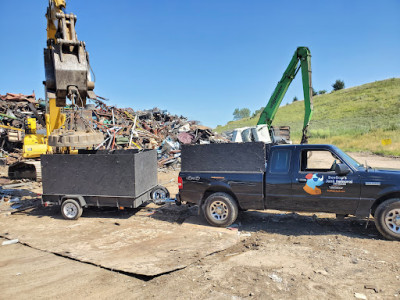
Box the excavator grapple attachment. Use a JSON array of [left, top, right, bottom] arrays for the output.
[[44, 44, 95, 107]]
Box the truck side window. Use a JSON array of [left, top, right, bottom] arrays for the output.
[[269, 149, 292, 173], [301, 150, 343, 172]]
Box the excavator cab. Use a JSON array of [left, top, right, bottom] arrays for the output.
[[22, 118, 47, 159]]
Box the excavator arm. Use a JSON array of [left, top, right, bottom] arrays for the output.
[[12, 0, 102, 180], [43, 0, 103, 149], [257, 47, 313, 144], [24, 0, 102, 159], [46, 0, 66, 42], [44, 0, 96, 107]]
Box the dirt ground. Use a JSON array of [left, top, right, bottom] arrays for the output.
[[1, 152, 400, 299]]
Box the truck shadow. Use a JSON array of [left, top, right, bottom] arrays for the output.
[[16, 203, 384, 241], [147, 203, 198, 224], [143, 205, 384, 241], [235, 210, 383, 240]]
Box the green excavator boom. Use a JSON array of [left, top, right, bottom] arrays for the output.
[[257, 46, 313, 143]]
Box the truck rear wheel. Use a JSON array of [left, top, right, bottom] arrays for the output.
[[374, 198, 400, 241], [203, 192, 238, 227], [61, 199, 83, 220]]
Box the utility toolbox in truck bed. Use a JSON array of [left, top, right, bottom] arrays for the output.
[[181, 142, 267, 172]]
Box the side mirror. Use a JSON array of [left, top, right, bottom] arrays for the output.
[[335, 163, 351, 176]]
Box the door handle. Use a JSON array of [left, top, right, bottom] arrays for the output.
[[297, 178, 307, 183]]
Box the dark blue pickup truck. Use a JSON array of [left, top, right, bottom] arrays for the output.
[[177, 142, 400, 241]]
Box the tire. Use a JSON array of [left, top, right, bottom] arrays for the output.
[[61, 199, 83, 220], [151, 186, 170, 203], [203, 192, 238, 227], [374, 198, 400, 241]]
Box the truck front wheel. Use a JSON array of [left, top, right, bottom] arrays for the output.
[[375, 198, 400, 241], [61, 199, 83, 220], [203, 192, 238, 227]]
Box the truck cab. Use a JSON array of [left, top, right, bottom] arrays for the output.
[[265, 144, 366, 216]]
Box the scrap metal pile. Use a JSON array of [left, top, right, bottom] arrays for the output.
[[0, 93, 228, 167], [0, 93, 45, 163], [92, 99, 229, 168]]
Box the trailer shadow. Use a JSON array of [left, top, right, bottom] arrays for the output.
[[23, 205, 143, 220], [27, 202, 195, 223], [23, 202, 191, 221]]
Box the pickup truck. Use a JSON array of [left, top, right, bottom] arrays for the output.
[[177, 142, 400, 241]]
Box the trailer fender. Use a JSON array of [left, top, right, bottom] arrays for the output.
[[61, 195, 87, 207]]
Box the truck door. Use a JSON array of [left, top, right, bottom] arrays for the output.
[[265, 147, 293, 209], [291, 148, 360, 214]]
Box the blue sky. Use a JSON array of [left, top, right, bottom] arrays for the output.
[[0, 0, 399, 127]]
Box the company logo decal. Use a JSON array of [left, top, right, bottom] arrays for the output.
[[326, 175, 352, 193], [303, 173, 324, 195]]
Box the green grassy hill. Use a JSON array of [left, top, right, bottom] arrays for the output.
[[215, 78, 400, 156]]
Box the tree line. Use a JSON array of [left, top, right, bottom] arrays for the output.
[[293, 79, 345, 102]]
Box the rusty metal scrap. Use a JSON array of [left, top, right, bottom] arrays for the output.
[[0, 92, 46, 158], [0, 92, 37, 103], [88, 104, 229, 167], [0, 92, 228, 168]]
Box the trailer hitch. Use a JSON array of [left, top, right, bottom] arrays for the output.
[[152, 198, 177, 205]]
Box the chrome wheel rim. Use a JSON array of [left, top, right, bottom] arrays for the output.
[[384, 209, 400, 234], [153, 189, 167, 200], [63, 203, 78, 218], [210, 201, 228, 221]]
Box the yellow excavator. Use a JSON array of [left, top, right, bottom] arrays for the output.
[[9, 0, 103, 180]]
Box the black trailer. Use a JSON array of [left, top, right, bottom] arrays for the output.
[[41, 149, 169, 220]]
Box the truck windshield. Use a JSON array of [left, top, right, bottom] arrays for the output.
[[333, 147, 363, 169]]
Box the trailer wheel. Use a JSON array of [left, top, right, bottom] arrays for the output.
[[151, 186, 170, 204], [203, 192, 238, 227], [374, 198, 400, 241], [61, 199, 83, 220]]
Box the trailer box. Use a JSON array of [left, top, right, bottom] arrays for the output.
[[41, 149, 163, 219]]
